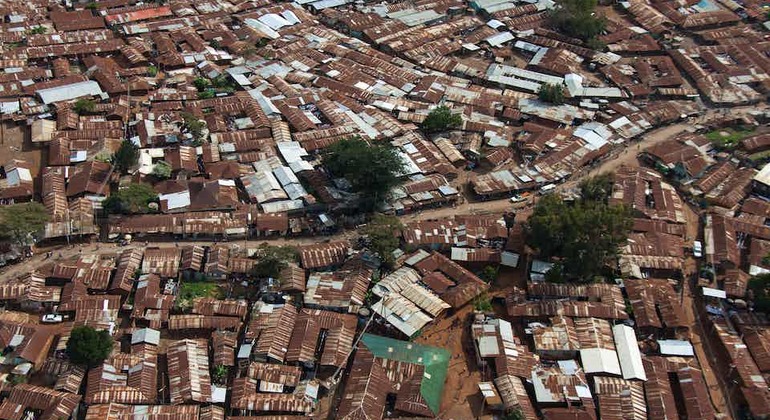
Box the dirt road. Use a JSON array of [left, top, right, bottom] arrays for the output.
[[0, 107, 746, 279]]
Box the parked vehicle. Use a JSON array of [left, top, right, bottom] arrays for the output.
[[42, 314, 63, 323], [539, 184, 556, 195]]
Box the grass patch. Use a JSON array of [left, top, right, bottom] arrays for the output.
[[178, 281, 221, 302], [750, 149, 770, 164], [705, 126, 754, 149]]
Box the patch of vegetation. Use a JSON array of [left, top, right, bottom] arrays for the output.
[[27, 26, 47, 35], [198, 90, 216, 99], [549, 0, 606, 45], [147, 66, 158, 77], [112, 140, 139, 174], [480, 265, 499, 283], [504, 409, 525, 420], [151, 160, 172, 180], [181, 112, 206, 141], [421, 106, 462, 133], [0, 202, 49, 247], [212, 364, 229, 385], [66, 326, 113, 368], [176, 281, 220, 312], [193, 77, 211, 92], [324, 137, 406, 212], [73, 98, 96, 114], [579, 172, 614, 203], [473, 294, 493, 312], [8, 374, 26, 385], [361, 214, 403, 269], [749, 149, 770, 164], [526, 175, 632, 283], [705, 126, 754, 150], [250, 244, 299, 280], [179, 281, 221, 301], [749, 273, 770, 313], [538, 83, 565, 105], [103, 183, 158, 215]]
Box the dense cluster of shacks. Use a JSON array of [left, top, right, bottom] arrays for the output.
[[0, 0, 768, 418], [467, 162, 770, 418], [0, 215, 500, 419], [4, 0, 770, 243]]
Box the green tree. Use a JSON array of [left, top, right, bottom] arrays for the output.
[[147, 66, 158, 77], [525, 187, 632, 282], [193, 77, 210, 92], [151, 160, 172, 179], [504, 409, 525, 420], [250, 244, 299, 280], [73, 98, 96, 114], [28, 26, 47, 35], [212, 75, 233, 89], [473, 294, 493, 312], [323, 138, 406, 211], [579, 172, 614, 203], [210, 39, 221, 50], [480, 265, 499, 283], [103, 183, 158, 214], [85, 2, 98, 9], [749, 273, 770, 313], [538, 83, 565, 105], [197, 90, 215, 99], [212, 364, 228, 385], [0, 202, 48, 247], [112, 140, 140, 174], [66, 326, 113, 368], [549, 0, 606, 42], [362, 214, 403, 268], [181, 112, 205, 141], [421, 106, 462, 133]]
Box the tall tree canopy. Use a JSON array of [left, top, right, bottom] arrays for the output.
[[112, 140, 139, 174], [0, 202, 48, 247], [749, 273, 770, 313], [579, 172, 614, 203], [549, 0, 606, 43], [421, 106, 462, 133], [361, 214, 403, 268], [323, 138, 406, 211], [538, 84, 565, 105], [250, 244, 299, 280], [525, 177, 631, 282], [66, 326, 113, 367], [103, 183, 158, 214]]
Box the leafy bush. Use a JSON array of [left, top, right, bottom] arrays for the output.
[[103, 183, 158, 214], [73, 98, 96, 114], [538, 83, 565, 105], [151, 160, 172, 179], [112, 140, 139, 174], [421, 106, 462, 133]]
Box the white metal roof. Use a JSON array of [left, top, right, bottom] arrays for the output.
[[658, 339, 694, 356], [754, 163, 770, 187], [485, 31, 515, 48], [702, 287, 727, 299], [580, 348, 621, 375], [37, 80, 104, 104], [612, 324, 647, 381]]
